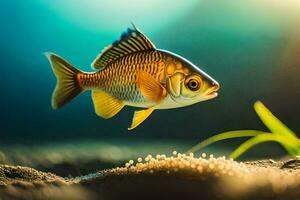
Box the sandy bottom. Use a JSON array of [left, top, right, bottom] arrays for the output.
[[0, 152, 300, 200]]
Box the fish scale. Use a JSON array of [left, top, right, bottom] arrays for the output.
[[86, 50, 166, 103]]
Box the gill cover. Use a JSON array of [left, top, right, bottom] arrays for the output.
[[166, 73, 184, 97]]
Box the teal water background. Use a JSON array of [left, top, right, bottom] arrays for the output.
[[1, 0, 300, 149]]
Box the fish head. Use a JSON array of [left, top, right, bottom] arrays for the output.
[[164, 53, 220, 107], [180, 71, 219, 104]]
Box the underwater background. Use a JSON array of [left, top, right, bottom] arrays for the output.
[[1, 0, 300, 160]]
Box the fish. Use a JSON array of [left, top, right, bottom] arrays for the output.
[[45, 24, 220, 130]]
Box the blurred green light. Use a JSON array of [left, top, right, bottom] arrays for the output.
[[42, 0, 199, 33]]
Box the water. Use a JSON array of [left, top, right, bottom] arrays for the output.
[[0, 0, 300, 158]]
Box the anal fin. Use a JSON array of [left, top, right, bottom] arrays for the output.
[[128, 107, 154, 130], [92, 90, 124, 119]]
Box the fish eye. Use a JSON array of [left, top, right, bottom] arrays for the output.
[[187, 79, 200, 91]]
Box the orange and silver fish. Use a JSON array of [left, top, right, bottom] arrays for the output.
[[46, 24, 220, 130]]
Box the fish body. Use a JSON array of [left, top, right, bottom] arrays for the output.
[[46, 24, 220, 130]]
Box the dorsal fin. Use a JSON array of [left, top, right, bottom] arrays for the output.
[[91, 24, 156, 69]]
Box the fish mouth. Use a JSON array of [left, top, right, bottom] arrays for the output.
[[206, 83, 220, 98], [207, 91, 218, 98], [206, 88, 219, 98]]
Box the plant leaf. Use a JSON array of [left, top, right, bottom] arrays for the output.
[[230, 133, 300, 159], [186, 130, 266, 154], [230, 134, 283, 159], [275, 134, 300, 156], [254, 101, 298, 140], [188, 101, 300, 159]]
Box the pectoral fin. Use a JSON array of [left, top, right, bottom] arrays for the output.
[[137, 71, 166, 103], [128, 107, 155, 130], [92, 90, 124, 119]]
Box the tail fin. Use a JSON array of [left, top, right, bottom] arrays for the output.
[[45, 52, 84, 109]]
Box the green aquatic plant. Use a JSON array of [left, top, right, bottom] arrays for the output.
[[187, 101, 300, 159]]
